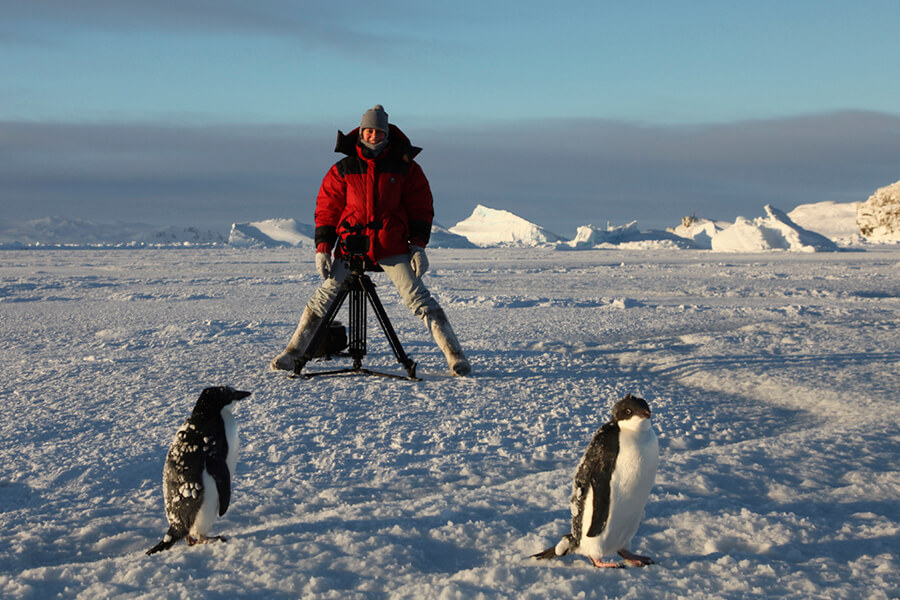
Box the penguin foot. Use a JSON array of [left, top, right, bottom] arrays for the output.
[[187, 534, 228, 546], [618, 549, 654, 567], [589, 557, 625, 568]]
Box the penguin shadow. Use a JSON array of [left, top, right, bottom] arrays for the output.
[[657, 530, 899, 570], [762, 531, 898, 565], [0, 479, 38, 513], [655, 383, 813, 454], [757, 497, 897, 562], [235, 513, 487, 575], [638, 492, 899, 572]]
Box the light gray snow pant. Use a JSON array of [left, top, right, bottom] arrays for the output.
[[305, 253, 441, 319]]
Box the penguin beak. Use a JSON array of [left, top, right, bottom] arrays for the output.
[[640, 408, 652, 419], [233, 390, 252, 400]]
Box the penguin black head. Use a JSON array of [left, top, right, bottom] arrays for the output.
[[192, 386, 252, 416], [611, 394, 652, 425]]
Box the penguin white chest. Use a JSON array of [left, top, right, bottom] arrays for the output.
[[191, 468, 220, 537], [610, 426, 658, 509], [220, 406, 239, 475]]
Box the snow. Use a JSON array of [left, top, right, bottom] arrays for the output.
[[563, 221, 696, 250], [3, 199, 899, 251], [0, 217, 226, 247], [449, 204, 566, 247], [667, 217, 732, 250], [2, 245, 898, 599], [228, 219, 316, 248], [427, 222, 478, 249], [570, 221, 643, 246], [557, 205, 847, 253], [709, 205, 838, 253], [788, 201, 863, 245]]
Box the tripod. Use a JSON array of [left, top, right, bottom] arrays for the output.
[[292, 256, 419, 380]]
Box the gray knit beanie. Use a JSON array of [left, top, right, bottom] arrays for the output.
[[360, 105, 389, 133]]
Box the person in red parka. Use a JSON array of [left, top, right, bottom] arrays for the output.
[[271, 105, 470, 376]]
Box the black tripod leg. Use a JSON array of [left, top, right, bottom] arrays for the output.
[[358, 275, 418, 379], [293, 287, 349, 374], [347, 284, 366, 370]]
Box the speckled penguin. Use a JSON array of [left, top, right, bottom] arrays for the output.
[[147, 386, 251, 555], [532, 394, 659, 568]]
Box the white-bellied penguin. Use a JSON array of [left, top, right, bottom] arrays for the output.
[[147, 386, 251, 555], [532, 394, 659, 568]]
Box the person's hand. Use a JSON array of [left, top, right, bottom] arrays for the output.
[[409, 245, 429, 278], [316, 252, 332, 279]]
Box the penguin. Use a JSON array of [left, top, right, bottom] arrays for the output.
[[147, 386, 251, 555], [532, 394, 659, 568]]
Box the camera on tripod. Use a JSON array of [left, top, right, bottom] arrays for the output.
[[338, 221, 381, 271], [341, 232, 370, 257]]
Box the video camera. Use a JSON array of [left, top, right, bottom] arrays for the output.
[[338, 220, 380, 263], [341, 230, 370, 258], [337, 221, 384, 274]]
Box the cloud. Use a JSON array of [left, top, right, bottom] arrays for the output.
[[421, 111, 900, 233], [2, 111, 899, 234], [0, 121, 334, 227], [2, 1, 426, 57]]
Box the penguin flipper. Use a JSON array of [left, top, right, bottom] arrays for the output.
[[575, 424, 617, 538], [206, 457, 231, 516], [586, 477, 612, 537]]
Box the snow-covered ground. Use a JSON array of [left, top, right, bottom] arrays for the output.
[[1, 246, 898, 599]]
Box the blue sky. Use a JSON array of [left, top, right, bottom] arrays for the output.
[[2, 1, 900, 234]]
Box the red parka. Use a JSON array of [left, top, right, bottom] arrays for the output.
[[314, 124, 434, 264]]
